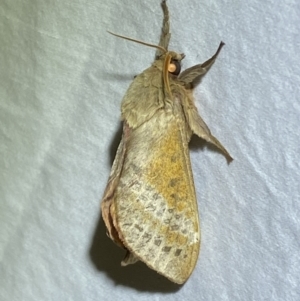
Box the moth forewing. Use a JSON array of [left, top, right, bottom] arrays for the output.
[[101, 0, 231, 284]]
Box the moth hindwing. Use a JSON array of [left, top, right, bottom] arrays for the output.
[[101, 0, 232, 284]]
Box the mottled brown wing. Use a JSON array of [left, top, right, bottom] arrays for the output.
[[113, 104, 200, 284]]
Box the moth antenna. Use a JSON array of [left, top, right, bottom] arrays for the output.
[[163, 53, 172, 96], [107, 31, 167, 53]]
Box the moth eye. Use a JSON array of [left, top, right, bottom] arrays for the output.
[[168, 60, 181, 76]]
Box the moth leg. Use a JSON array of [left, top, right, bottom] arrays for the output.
[[101, 133, 127, 246], [156, 0, 170, 58], [200, 41, 225, 70], [179, 42, 225, 88], [183, 99, 233, 162], [121, 251, 139, 266]]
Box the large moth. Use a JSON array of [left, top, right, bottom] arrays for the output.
[[101, 0, 232, 284]]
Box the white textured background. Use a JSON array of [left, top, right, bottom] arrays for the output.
[[1, 0, 299, 300]]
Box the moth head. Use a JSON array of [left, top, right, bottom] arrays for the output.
[[165, 51, 185, 76], [107, 31, 184, 96]]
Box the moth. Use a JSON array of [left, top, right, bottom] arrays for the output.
[[101, 0, 232, 284]]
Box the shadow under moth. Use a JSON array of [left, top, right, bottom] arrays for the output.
[[101, 0, 232, 284]]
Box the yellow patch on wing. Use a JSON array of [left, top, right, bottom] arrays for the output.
[[146, 118, 198, 230], [114, 114, 200, 284]]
